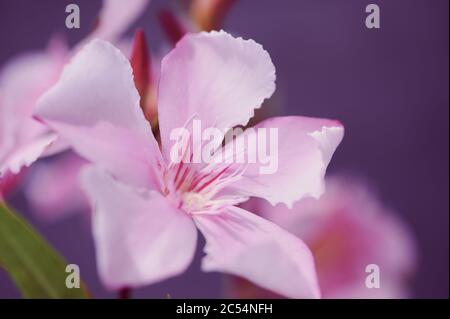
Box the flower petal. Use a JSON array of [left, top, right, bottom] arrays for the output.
[[89, 0, 150, 43], [0, 133, 57, 177], [224, 116, 344, 208], [46, 121, 160, 189], [82, 166, 198, 290], [0, 51, 62, 127], [158, 30, 276, 158], [193, 206, 321, 298], [35, 39, 149, 134], [34, 39, 162, 188], [0, 47, 65, 176]]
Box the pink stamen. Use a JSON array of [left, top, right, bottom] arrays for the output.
[[187, 172, 208, 192], [195, 166, 229, 193], [176, 166, 190, 190], [173, 161, 184, 184]]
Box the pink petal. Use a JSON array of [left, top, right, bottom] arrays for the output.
[[40, 136, 70, 157], [82, 166, 198, 290], [34, 40, 162, 188], [35, 39, 149, 133], [0, 133, 57, 177], [44, 121, 160, 189], [0, 46, 66, 176], [88, 0, 150, 43], [0, 52, 61, 124], [224, 116, 344, 208], [193, 206, 321, 298], [158, 30, 276, 158]]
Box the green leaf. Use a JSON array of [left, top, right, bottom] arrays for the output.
[[0, 203, 90, 298]]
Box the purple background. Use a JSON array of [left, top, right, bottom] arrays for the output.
[[0, 0, 448, 298]]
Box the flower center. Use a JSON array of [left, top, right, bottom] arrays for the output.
[[181, 192, 208, 212], [162, 159, 247, 213], [160, 117, 249, 213]]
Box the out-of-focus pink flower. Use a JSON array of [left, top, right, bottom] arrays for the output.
[[84, 0, 150, 46], [24, 152, 89, 222], [0, 0, 150, 195], [34, 31, 344, 298], [0, 40, 66, 180], [230, 177, 417, 299]]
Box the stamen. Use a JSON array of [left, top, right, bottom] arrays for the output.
[[186, 171, 208, 192], [195, 165, 230, 193], [175, 166, 190, 190], [160, 114, 249, 213], [173, 161, 184, 185]]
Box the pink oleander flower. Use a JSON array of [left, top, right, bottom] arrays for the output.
[[34, 30, 344, 298], [0, 40, 66, 183], [24, 152, 89, 222], [230, 177, 417, 298], [0, 0, 150, 195]]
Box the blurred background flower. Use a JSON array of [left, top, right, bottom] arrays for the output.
[[23, 152, 89, 222], [0, 0, 151, 199], [230, 176, 417, 298]]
